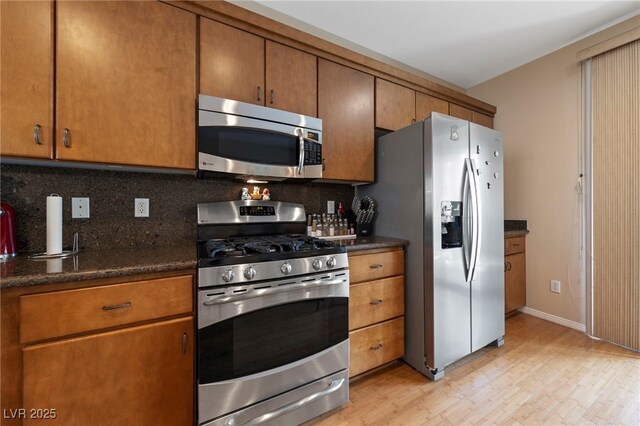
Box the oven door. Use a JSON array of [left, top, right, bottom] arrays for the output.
[[197, 272, 349, 424], [198, 110, 322, 179]]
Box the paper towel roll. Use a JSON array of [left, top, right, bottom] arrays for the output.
[[46, 195, 63, 255], [46, 258, 63, 274]]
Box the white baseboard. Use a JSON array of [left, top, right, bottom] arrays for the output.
[[518, 307, 586, 332]]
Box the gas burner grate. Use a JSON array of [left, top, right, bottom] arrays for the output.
[[204, 234, 335, 258]]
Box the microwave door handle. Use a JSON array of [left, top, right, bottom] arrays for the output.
[[297, 129, 305, 176]]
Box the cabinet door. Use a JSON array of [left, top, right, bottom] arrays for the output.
[[415, 92, 448, 121], [449, 103, 474, 121], [473, 111, 494, 129], [0, 1, 53, 159], [318, 59, 374, 182], [200, 18, 265, 105], [56, 1, 196, 169], [22, 317, 194, 426], [265, 41, 317, 117], [505, 253, 526, 314], [375, 79, 415, 131]]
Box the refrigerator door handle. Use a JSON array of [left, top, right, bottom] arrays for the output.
[[464, 158, 480, 282]]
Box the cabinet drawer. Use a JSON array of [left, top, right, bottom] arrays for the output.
[[349, 276, 404, 330], [349, 317, 404, 377], [505, 236, 525, 255], [348, 249, 404, 284], [20, 275, 193, 343]]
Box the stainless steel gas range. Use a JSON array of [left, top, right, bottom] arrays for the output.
[[196, 200, 349, 426]]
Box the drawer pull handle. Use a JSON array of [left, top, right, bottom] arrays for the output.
[[34, 124, 42, 145], [370, 343, 383, 351], [182, 333, 188, 354], [512, 243, 520, 247], [370, 264, 383, 269], [370, 299, 383, 305], [102, 301, 132, 311]]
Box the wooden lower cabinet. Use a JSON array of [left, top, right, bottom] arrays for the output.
[[349, 317, 404, 377], [0, 271, 195, 426], [22, 317, 193, 426], [348, 248, 405, 378], [504, 235, 526, 314]]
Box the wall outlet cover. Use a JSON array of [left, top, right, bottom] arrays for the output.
[[550, 280, 561, 294], [327, 200, 335, 214], [72, 197, 90, 219], [135, 198, 149, 218]]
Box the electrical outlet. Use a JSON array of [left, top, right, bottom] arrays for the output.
[[550, 280, 561, 294], [72, 197, 90, 219], [135, 198, 149, 218], [327, 200, 335, 214]]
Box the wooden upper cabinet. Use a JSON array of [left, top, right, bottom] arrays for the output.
[[266, 41, 317, 117], [200, 18, 265, 105], [318, 59, 374, 182], [0, 1, 53, 159], [415, 92, 449, 121], [375, 79, 415, 131], [55, 1, 196, 169], [449, 103, 474, 121], [473, 111, 494, 129]]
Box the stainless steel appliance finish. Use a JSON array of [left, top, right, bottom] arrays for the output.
[[197, 200, 349, 425], [359, 112, 504, 380], [198, 95, 323, 180]]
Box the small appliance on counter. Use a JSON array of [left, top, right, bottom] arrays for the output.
[[350, 196, 376, 236], [0, 202, 17, 259]]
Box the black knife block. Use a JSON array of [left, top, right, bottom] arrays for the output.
[[348, 209, 374, 236], [356, 222, 373, 236]]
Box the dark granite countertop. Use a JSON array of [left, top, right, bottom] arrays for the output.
[[1, 237, 408, 289], [1, 245, 197, 289], [505, 230, 529, 236], [337, 235, 409, 252]]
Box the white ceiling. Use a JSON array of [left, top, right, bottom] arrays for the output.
[[235, 1, 640, 89]]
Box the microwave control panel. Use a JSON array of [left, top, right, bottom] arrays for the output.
[[304, 140, 322, 166]]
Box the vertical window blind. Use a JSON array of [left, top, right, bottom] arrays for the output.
[[591, 38, 639, 351]]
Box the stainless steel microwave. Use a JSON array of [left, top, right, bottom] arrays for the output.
[[198, 95, 323, 181]]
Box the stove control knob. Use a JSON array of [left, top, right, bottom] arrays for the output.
[[326, 256, 336, 268], [312, 259, 323, 270], [244, 266, 256, 280], [280, 263, 292, 275], [222, 269, 235, 283]]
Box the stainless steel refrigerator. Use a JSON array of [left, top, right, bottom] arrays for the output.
[[359, 112, 504, 380]]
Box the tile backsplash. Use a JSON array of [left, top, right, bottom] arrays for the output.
[[0, 164, 354, 252]]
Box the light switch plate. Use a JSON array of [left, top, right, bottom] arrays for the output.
[[72, 197, 90, 219]]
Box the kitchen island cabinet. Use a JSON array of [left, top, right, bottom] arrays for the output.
[[1, 271, 195, 426], [318, 59, 375, 183], [375, 79, 416, 131], [0, 0, 53, 159], [505, 235, 527, 314], [200, 19, 317, 117], [348, 247, 405, 378]]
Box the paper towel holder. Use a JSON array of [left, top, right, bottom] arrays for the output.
[[29, 232, 79, 260]]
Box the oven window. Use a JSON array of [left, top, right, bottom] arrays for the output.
[[198, 298, 348, 384], [199, 127, 299, 166]]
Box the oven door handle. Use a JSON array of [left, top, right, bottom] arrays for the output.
[[227, 378, 345, 426], [203, 277, 347, 306]]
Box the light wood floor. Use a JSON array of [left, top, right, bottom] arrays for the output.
[[315, 313, 640, 425]]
